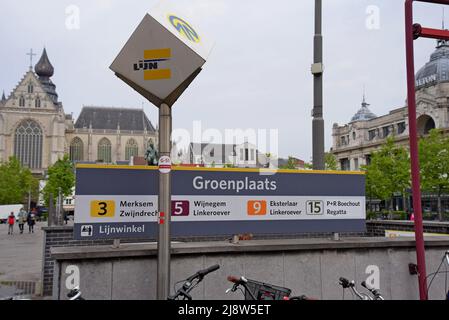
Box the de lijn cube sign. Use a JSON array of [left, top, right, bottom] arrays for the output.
[[73, 165, 366, 240], [110, 2, 213, 107]]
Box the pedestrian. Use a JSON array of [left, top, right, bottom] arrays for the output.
[[27, 210, 36, 233], [17, 207, 27, 234], [7, 212, 15, 235]]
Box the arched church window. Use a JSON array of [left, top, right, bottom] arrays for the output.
[[28, 83, 34, 94], [14, 119, 43, 169], [98, 138, 112, 163], [19, 96, 25, 107], [125, 139, 139, 161], [70, 137, 84, 162], [35, 97, 41, 108]]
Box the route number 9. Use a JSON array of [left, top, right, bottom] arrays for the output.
[[247, 200, 267, 216]]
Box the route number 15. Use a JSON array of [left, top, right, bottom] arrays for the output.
[[306, 201, 323, 215]]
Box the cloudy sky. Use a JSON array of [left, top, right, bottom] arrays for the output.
[[0, 0, 445, 161]]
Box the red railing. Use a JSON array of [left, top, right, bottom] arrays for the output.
[[405, 0, 449, 301]]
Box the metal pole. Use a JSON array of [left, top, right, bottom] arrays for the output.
[[28, 190, 31, 212], [157, 103, 172, 300], [405, 0, 428, 300], [312, 0, 325, 170]]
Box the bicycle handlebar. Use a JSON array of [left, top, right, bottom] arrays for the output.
[[169, 265, 220, 300], [361, 281, 384, 300], [227, 276, 247, 284], [339, 277, 353, 289]]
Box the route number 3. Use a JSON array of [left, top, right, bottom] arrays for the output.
[[90, 200, 115, 218], [306, 201, 323, 215]]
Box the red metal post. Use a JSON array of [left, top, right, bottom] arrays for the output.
[[405, 0, 428, 300]]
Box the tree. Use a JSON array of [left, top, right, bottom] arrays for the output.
[[43, 155, 75, 206], [280, 156, 298, 170], [419, 129, 449, 221], [325, 152, 338, 171], [364, 138, 410, 215], [0, 157, 38, 205]]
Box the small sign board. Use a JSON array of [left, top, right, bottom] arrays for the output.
[[74, 165, 366, 240], [159, 156, 172, 173], [110, 2, 213, 107]]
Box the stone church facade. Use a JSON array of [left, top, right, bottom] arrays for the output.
[[0, 49, 158, 176], [331, 39, 449, 171]]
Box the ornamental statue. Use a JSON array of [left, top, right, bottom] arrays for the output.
[[144, 141, 159, 166]]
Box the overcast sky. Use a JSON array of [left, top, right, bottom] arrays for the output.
[[0, 0, 445, 161]]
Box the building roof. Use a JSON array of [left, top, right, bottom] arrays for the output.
[[34, 48, 58, 104], [74, 106, 156, 132], [35, 48, 54, 78], [350, 96, 377, 122], [416, 40, 449, 89]]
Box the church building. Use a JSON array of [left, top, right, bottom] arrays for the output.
[[0, 49, 158, 176]]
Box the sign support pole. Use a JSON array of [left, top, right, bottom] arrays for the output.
[[157, 103, 172, 300], [312, 0, 325, 171]]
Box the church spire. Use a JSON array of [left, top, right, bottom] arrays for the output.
[[1, 91, 6, 102], [35, 48, 54, 78]]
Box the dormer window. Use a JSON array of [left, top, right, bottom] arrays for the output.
[[28, 83, 34, 94]]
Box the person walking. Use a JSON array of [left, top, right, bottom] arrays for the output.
[[27, 210, 36, 234], [17, 208, 27, 234], [7, 212, 15, 235]]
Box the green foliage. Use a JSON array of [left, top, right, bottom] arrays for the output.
[[0, 157, 38, 205], [419, 129, 449, 193], [325, 153, 338, 171], [280, 156, 297, 170], [43, 155, 75, 207], [418, 129, 449, 221], [364, 138, 410, 203], [304, 162, 313, 170]]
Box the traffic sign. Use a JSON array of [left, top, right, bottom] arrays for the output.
[[109, 2, 212, 107], [159, 156, 172, 173]]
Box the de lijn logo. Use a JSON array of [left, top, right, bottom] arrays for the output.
[[168, 15, 200, 43], [133, 48, 172, 81]]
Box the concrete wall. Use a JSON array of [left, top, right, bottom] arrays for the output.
[[42, 220, 449, 297], [51, 237, 449, 300]]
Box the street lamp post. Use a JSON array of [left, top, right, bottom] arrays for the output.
[[312, 0, 325, 170]]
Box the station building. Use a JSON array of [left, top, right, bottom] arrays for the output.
[[331, 39, 449, 171]]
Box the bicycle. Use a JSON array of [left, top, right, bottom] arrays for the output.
[[426, 250, 449, 300], [67, 265, 220, 301], [67, 287, 84, 300], [226, 276, 312, 300], [168, 264, 220, 300], [338, 277, 384, 300]]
